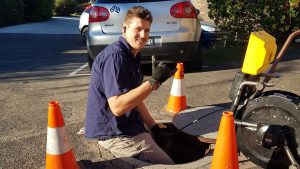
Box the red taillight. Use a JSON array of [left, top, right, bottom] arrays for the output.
[[89, 6, 110, 23], [170, 1, 197, 18]]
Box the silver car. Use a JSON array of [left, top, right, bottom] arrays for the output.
[[79, 4, 93, 38], [86, 0, 202, 70]]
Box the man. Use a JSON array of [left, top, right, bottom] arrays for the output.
[[85, 6, 175, 164]]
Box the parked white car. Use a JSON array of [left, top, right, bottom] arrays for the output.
[[79, 4, 93, 38]]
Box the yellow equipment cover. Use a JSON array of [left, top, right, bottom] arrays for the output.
[[241, 31, 277, 75]]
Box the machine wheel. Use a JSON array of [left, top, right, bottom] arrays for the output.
[[236, 91, 300, 169]]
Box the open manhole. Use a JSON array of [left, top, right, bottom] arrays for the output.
[[151, 123, 211, 164]]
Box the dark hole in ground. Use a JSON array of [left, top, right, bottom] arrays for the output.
[[151, 123, 210, 164]]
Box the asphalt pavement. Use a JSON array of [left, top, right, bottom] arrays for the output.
[[0, 17, 299, 169]]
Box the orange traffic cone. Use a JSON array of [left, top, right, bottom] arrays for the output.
[[210, 111, 239, 169], [46, 101, 79, 169], [165, 62, 187, 115]]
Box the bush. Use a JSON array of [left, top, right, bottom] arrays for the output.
[[23, 0, 54, 22], [207, 0, 300, 40], [53, 0, 77, 16], [289, 0, 300, 31], [0, 0, 25, 27]]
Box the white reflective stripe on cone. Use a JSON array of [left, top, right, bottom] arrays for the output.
[[170, 78, 185, 96], [46, 126, 72, 155]]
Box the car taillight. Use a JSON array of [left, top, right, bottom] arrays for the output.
[[89, 6, 110, 23], [170, 1, 197, 18]]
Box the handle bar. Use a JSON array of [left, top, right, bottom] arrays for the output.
[[264, 30, 300, 83]]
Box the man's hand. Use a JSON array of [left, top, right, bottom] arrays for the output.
[[150, 123, 171, 143], [151, 123, 167, 131], [151, 55, 177, 84], [150, 123, 167, 133]]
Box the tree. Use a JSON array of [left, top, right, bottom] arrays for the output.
[[0, 0, 24, 26], [23, 0, 54, 22], [207, 0, 300, 39], [53, 0, 77, 16]]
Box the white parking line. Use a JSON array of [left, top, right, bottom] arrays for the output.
[[52, 16, 80, 20], [68, 63, 89, 76], [63, 50, 87, 54]]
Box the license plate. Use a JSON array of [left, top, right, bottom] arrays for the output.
[[146, 37, 155, 46]]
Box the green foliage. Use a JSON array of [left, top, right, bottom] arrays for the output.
[[0, 0, 25, 27], [290, 0, 300, 7], [53, 0, 77, 16], [207, 0, 300, 39], [23, 0, 54, 22], [289, 0, 300, 32]]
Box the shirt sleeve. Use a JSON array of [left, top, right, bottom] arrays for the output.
[[102, 52, 131, 99]]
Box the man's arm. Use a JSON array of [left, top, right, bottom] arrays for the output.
[[136, 101, 156, 129], [108, 56, 175, 117], [108, 81, 153, 116]]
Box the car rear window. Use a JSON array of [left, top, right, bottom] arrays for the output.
[[96, 0, 172, 3]]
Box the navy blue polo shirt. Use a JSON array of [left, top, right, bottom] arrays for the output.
[[85, 36, 146, 139]]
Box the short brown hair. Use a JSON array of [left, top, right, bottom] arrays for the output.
[[125, 6, 153, 24]]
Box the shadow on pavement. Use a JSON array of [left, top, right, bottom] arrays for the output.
[[0, 33, 87, 81]]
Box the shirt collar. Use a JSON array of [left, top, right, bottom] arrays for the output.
[[119, 36, 131, 52], [118, 36, 141, 60]]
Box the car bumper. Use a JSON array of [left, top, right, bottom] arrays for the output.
[[87, 41, 199, 63]]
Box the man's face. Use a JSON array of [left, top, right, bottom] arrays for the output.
[[123, 17, 151, 53]]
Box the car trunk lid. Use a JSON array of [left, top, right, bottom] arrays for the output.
[[92, 0, 193, 34]]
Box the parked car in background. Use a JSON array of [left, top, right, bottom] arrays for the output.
[[79, 4, 93, 38], [86, 0, 202, 70], [200, 22, 219, 48]]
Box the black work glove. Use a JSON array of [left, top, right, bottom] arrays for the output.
[[151, 55, 177, 84]]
